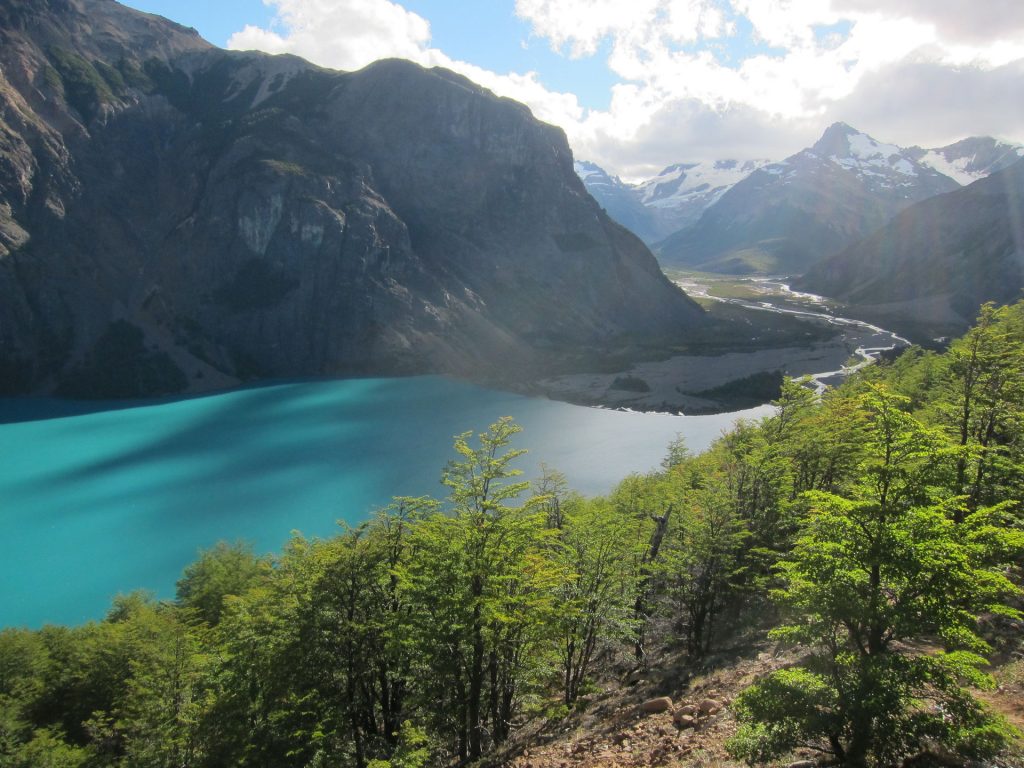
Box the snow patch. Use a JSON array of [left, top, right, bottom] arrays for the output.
[[831, 132, 918, 178], [918, 150, 979, 185], [573, 161, 604, 182]]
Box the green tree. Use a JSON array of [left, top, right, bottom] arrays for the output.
[[729, 387, 1024, 766], [553, 496, 643, 704], [176, 541, 271, 626], [934, 302, 1024, 518], [398, 418, 558, 761], [662, 476, 748, 657]]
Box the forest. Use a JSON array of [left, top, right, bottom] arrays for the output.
[[1, 302, 1023, 768]]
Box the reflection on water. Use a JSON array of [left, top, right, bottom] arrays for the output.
[[0, 376, 772, 628]]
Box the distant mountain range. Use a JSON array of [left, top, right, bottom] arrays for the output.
[[796, 156, 1024, 340], [578, 127, 1024, 278], [0, 0, 704, 398], [907, 137, 1024, 185], [576, 126, 1024, 340], [574, 158, 768, 245]]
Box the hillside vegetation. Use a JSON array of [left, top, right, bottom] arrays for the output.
[[2, 302, 1024, 768]]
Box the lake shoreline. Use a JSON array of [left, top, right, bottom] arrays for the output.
[[514, 275, 911, 415], [512, 337, 858, 415]]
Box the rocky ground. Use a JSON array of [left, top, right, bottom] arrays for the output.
[[487, 641, 1024, 768], [492, 648, 788, 768]]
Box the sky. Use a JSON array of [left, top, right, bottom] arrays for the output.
[[122, 0, 1024, 181]]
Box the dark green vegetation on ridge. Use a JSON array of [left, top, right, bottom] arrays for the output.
[[0, 0, 704, 399], [3, 301, 1022, 768]]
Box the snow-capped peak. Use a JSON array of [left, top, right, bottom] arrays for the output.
[[573, 157, 768, 243], [573, 160, 608, 182], [833, 131, 916, 178]]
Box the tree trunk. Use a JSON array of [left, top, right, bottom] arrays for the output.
[[469, 575, 484, 760], [633, 505, 673, 661]]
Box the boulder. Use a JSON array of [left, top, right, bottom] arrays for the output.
[[640, 696, 673, 714], [698, 698, 722, 715], [673, 712, 696, 729]]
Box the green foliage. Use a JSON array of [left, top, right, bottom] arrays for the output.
[[689, 369, 785, 407], [399, 418, 560, 760], [730, 380, 1024, 766], [365, 721, 431, 768], [176, 541, 271, 625], [554, 495, 645, 702], [729, 667, 839, 764], [46, 47, 114, 123], [660, 468, 749, 656]]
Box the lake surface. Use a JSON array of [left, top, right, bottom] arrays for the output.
[[0, 376, 772, 628]]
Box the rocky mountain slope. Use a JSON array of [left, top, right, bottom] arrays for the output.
[[574, 161, 661, 244], [796, 157, 1024, 341], [574, 159, 765, 245], [634, 159, 768, 237], [656, 123, 960, 275], [0, 0, 704, 398]]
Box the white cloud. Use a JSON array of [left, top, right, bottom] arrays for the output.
[[228, 0, 1024, 180], [822, 58, 1024, 149], [833, 0, 1024, 46], [228, 0, 432, 71]]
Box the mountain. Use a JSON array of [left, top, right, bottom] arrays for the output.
[[574, 159, 765, 244], [634, 158, 768, 235], [909, 136, 1024, 186], [656, 122, 960, 275], [0, 0, 704, 398], [573, 161, 659, 243], [796, 158, 1024, 341]]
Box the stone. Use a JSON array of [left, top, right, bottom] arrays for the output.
[[640, 696, 674, 713], [673, 714, 696, 729], [626, 669, 646, 685], [698, 698, 722, 715]]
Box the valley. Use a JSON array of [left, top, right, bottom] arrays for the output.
[[526, 272, 908, 413]]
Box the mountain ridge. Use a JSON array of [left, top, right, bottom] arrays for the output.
[[574, 157, 767, 245], [655, 122, 960, 275]]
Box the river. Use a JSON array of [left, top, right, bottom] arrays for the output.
[[674, 275, 909, 392]]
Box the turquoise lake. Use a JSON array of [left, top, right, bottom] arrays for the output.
[[0, 376, 772, 628]]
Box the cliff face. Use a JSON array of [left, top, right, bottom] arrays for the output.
[[0, 0, 703, 397]]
